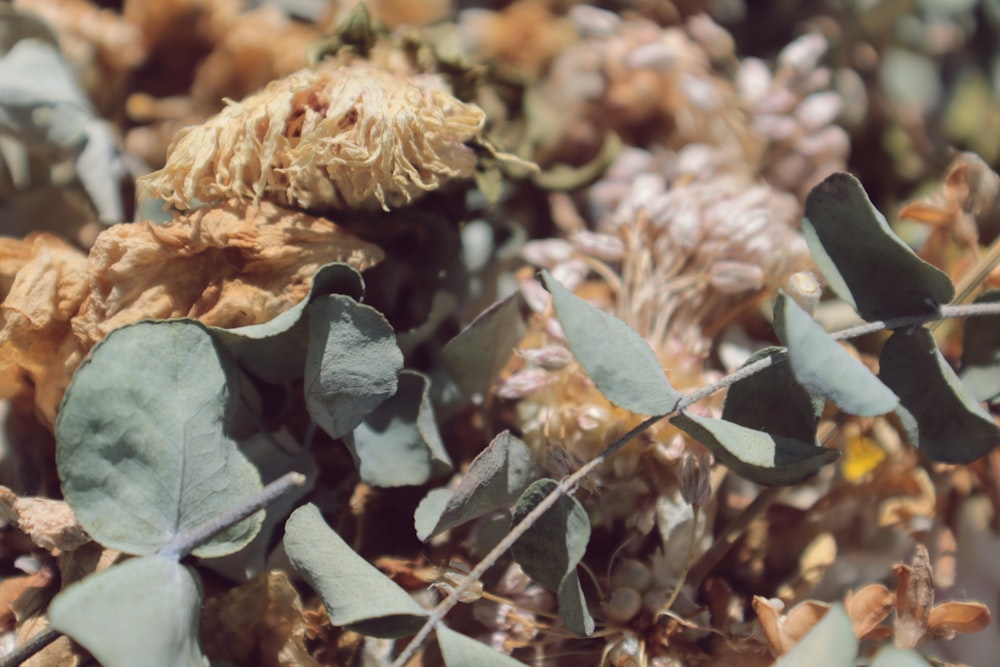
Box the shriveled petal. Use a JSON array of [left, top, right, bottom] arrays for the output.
[[844, 583, 894, 640], [927, 601, 991, 640]]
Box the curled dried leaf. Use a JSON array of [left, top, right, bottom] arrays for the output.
[[139, 62, 492, 212], [926, 600, 991, 640], [0, 486, 89, 552], [752, 595, 830, 656]]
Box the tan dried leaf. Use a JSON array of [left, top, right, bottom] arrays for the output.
[[844, 583, 894, 640], [0, 486, 89, 552], [139, 62, 490, 212], [752, 595, 830, 656], [927, 601, 991, 640], [202, 570, 321, 667]]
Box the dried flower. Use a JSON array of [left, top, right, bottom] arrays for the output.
[[138, 61, 493, 212], [0, 202, 383, 426]]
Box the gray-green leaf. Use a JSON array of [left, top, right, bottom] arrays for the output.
[[511, 479, 594, 636], [305, 294, 403, 440], [774, 292, 898, 417], [49, 556, 207, 667], [870, 647, 932, 667], [56, 320, 263, 558], [442, 294, 528, 396], [880, 328, 1000, 463], [283, 503, 428, 638], [960, 289, 1000, 402], [803, 172, 954, 321], [418, 431, 539, 541], [436, 625, 527, 666], [213, 262, 364, 383], [774, 604, 856, 667], [721, 346, 823, 443], [541, 270, 679, 416], [671, 412, 839, 486], [343, 370, 452, 487]]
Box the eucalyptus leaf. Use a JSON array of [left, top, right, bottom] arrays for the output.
[[443, 293, 528, 396], [213, 262, 364, 383], [880, 328, 1000, 463], [436, 624, 527, 666], [803, 172, 954, 321], [419, 431, 539, 541], [774, 292, 898, 417], [305, 294, 403, 440], [343, 370, 452, 487], [542, 270, 679, 416], [511, 479, 594, 636], [870, 647, 932, 667], [722, 346, 824, 443], [56, 320, 264, 558], [774, 604, 856, 667], [283, 503, 428, 638], [202, 430, 316, 581], [49, 556, 207, 667], [960, 289, 1000, 402], [671, 412, 840, 486]]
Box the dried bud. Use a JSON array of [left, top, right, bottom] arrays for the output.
[[497, 367, 553, 399], [786, 270, 822, 315], [519, 345, 573, 371], [708, 260, 765, 294], [431, 562, 484, 604], [678, 448, 712, 508]]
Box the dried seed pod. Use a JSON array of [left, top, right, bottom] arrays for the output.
[[139, 62, 491, 212]]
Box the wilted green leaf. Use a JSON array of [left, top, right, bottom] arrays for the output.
[[774, 604, 856, 667], [880, 328, 1000, 463], [774, 292, 898, 417], [214, 262, 365, 383], [803, 172, 954, 321], [542, 270, 679, 416], [722, 346, 824, 443], [49, 556, 207, 667], [443, 294, 527, 396], [870, 647, 932, 667], [56, 320, 263, 558], [283, 504, 428, 638], [437, 624, 527, 666], [305, 294, 403, 440], [418, 431, 539, 541], [671, 412, 839, 486], [511, 479, 594, 636], [343, 370, 452, 487], [960, 290, 1000, 402]]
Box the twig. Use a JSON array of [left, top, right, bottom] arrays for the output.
[[389, 301, 1000, 664], [158, 472, 306, 560], [0, 626, 61, 667]]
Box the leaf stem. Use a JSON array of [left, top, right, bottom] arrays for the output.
[[158, 471, 306, 560], [390, 300, 1000, 664]]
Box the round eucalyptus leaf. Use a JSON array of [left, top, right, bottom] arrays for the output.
[[49, 556, 207, 667], [437, 624, 527, 666], [56, 320, 263, 558]]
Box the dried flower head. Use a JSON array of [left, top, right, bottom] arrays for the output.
[[0, 202, 383, 426], [138, 61, 492, 212]]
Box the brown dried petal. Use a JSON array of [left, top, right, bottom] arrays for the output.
[[201, 570, 321, 667], [927, 601, 991, 640], [752, 595, 830, 655], [139, 62, 489, 212], [844, 583, 894, 640]]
